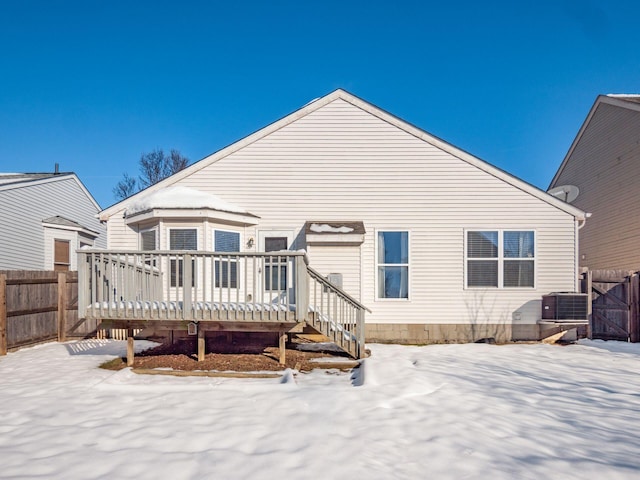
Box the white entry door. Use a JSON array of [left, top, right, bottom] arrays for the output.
[[258, 230, 294, 302]]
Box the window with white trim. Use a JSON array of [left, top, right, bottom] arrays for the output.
[[466, 230, 535, 288], [213, 229, 240, 288], [377, 231, 409, 299], [140, 229, 157, 250], [140, 228, 157, 266], [169, 228, 197, 287]]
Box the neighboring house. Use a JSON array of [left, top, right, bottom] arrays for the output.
[[96, 89, 585, 344], [549, 94, 640, 271], [0, 171, 106, 271]]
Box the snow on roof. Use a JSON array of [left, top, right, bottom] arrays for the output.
[[127, 186, 250, 216], [606, 94, 640, 104], [304, 221, 366, 235], [309, 223, 354, 234]]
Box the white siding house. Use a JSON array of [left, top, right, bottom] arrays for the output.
[[0, 172, 106, 271], [550, 95, 640, 271], [98, 90, 585, 343]]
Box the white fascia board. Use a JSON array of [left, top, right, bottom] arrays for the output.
[[306, 233, 365, 245], [124, 208, 260, 226]]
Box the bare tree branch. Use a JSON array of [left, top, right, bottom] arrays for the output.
[[113, 149, 190, 200]]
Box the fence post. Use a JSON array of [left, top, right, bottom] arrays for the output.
[[631, 273, 640, 343], [586, 269, 593, 340], [0, 274, 6, 355], [58, 272, 67, 342]]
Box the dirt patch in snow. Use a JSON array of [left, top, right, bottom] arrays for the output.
[[101, 335, 352, 373]]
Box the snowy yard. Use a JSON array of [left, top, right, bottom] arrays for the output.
[[0, 340, 639, 479]]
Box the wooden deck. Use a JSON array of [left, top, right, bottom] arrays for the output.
[[78, 250, 368, 362]]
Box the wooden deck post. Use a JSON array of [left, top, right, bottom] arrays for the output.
[[295, 256, 309, 322], [197, 325, 205, 362], [0, 274, 7, 356], [127, 327, 135, 367], [279, 331, 286, 365], [183, 254, 192, 320], [57, 272, 67, 342]]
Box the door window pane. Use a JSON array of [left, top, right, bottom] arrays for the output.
[[264, 236, 288, 291]]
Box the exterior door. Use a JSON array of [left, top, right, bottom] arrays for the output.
[[258, 231, 294, 302]]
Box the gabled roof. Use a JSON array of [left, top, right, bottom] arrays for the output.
[[0, 172, 102, 210], [101, 89, 586, 221], [550, 94, 640, 189], [0, 172, 72, 186]]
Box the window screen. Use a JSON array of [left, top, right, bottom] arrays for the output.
[[170, 229, 197, 250], [214, 230, 240, 288], [141, 230, 156, 250]]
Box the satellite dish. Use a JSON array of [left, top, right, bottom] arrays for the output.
[[548, 185, 580, 204]]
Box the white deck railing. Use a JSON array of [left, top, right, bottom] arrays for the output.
[[77, 249, 367, 358]]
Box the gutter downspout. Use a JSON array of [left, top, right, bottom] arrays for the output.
[[575, 214, 590, 291]]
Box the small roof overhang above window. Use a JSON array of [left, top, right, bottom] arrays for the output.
[[42, 216, 100, 239], [304, 221, 366, 246]]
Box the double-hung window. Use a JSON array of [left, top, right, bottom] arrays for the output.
[[140, 228, 157, 266], [169, 229, 197, 288], [377, 231, 409, 299], [466, 230, 535, 288], [214, 230, 240, 288]]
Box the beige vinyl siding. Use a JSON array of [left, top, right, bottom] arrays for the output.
[[0, 177, 105, 270], [307, 245, 362, 301], [107, 98, 577, 326], [553, 102, 640, 270]]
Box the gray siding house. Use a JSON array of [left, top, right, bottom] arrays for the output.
[[0, 171, 106, 271], [549, 95, 640, 271], [94, 90, 585, 344]]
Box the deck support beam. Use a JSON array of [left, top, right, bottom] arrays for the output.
[[197, 325, 205, 362], [279, 331, 286, 365], [127, 328, 135, 367]]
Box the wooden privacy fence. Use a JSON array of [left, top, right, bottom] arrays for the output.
[[0, 270, 95, 355], [582, 269, 640, 342]]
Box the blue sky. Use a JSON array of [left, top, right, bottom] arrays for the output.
[[1, 0, 639, 208]]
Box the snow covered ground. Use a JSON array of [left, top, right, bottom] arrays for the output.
[[1, 340, 639, 479]]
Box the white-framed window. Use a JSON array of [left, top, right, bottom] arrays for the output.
[[213, 229, 241, 288], [54, 239, 71, 272], [140, 228, 157, 250], [169, 228, 197, 288], [466, 230, 535, 288], [376, 230, 409, 299]]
